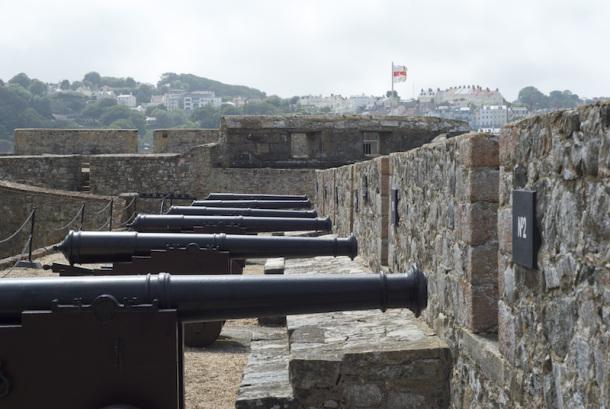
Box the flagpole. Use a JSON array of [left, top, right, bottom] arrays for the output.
[[391, 61, 394, 96]]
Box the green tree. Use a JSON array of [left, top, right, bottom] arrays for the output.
[[548, 90, 580, 108], [517, 86, 548, 110], [60, 80, 71, 90], [83, 71, 102, 88], [125, 77, 137, 88], [99, 105, 132, 126], [243, 101, 279, 115], [28, 79, 48, 96], [135, 84, 153, 104], [191, 106, 221, 128], [9, 73, 32, 89]]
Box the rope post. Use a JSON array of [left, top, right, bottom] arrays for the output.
[[159, 197, 165, 215], [108, 199, 114, 231], [27, 208, 36, 262], [79, 203, 85, 231]]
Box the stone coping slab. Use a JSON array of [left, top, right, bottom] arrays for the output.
[[285, 256, 451, 409]]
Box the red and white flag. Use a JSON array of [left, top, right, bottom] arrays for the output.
[[392, 64, 407, 82]]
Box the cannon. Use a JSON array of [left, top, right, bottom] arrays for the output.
[[128, 214, 332, 234], [0, 269, 427, 409], [53, 231, 357, 266], [191, 199, 311, 209], [205, 192, 308, 201], [46, 230, 357, 347], [167, 205, 318, 218]]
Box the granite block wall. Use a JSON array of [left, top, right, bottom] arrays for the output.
[[0, 181, 125, 259], [0, 155, 82, 190], [221, 115, 469, 168], [88, 145, 217, 197], [333, 165, 354, 236], [314, 103, 610, 408], [153, 129, 220, 153], [14, 129, 138, 155], [388, 133, 499, 333], [497, 102, 609, 408], [353, 157, 390, 271], [210, 168, 316, 202]]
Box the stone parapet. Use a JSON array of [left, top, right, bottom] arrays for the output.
[[0, 181, 124, 259], [14, 129, 138, 155], [496, 102, 609, 408], [285, 256, 450, 409], [153, 129, 219, 153]]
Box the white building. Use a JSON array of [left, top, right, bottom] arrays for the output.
[[116, 94, 136, 108], [476, 105, 508, 129], [183, 91, 222, 111]]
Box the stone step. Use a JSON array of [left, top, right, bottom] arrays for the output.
[[235, 326, 295, 409]]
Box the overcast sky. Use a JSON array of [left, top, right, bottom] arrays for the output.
[[0, 0, 607, 101]]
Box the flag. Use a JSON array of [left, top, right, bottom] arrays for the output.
[[392, 64, 407, 82]]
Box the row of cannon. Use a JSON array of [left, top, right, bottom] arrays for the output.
[[0, 192, 428, 409]]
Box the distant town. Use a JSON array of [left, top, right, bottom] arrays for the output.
[[0, 71, 606, 153]]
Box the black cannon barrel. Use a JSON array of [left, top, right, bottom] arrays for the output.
[[0, 269, 428, 323], [55, 231, 358, 264], [129, 214, 332, 233], [206, 193, 308, 201], [167, 206, 318, 218], [191, 200, 311, 209]]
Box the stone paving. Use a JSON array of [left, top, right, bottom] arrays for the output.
[[237, 255, 451, 409]]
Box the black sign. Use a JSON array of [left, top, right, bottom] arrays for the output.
[[512, 189, 538, 269], [391, 189, 399, 226]]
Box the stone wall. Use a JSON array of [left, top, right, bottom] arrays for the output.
[[14, 129, 138, 155], [314, 103, 610, 408], [210, 168, 316, 201], [0, 155, 82, 190], [0, 181, 125, 259], [389, 133, 499, 334], [352, 157, 390, 270], [496, 103, 609, 408], [88, 145, 217, 197], [153, 129, 220, 153], [221, 115, 469, 168], [315, 157, 390, 271]]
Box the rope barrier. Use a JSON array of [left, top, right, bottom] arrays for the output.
[[122, 196, 137, 210], [93, 216, 112, 231], [0, 210, 34, 245], [1, 235, 31, 278], [116, 211, 137, 228], [91, 200, 113, 216], [48, 206, 85, 232]]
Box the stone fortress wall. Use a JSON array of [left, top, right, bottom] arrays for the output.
[[153, 128, 220, 153], [0, 180, 126, 259], [220, 115, 469, 168], [315, 102, 609, 408], [14, 129, 138, 155]]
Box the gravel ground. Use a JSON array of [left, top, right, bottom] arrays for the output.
[[0, 253, 262, 409]]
